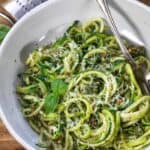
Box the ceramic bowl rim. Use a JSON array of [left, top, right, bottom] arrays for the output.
[[0, 0, 149, 149]]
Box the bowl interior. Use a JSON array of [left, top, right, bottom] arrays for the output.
[[0, 0, 150, 149]]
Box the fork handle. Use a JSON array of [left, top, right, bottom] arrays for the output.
[[96, 0, 136, 66]]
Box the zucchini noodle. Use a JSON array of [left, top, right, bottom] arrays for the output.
[[17, 18, 150, 150]]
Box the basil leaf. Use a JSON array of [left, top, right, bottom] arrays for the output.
[[44, 93, 59, 114], [0, 24, 10, 43], [51, 79, 68, 96], [44, 80, 68, 114]]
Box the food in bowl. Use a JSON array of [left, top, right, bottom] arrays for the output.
[[16, 18, 150, 150]]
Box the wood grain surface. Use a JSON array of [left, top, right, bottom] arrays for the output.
[[0, 0, 149, 150], [140, 0, 150, 5], [0, 122, 24, 150]]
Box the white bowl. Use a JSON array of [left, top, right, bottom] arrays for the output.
[[0, 0, 150, 149]]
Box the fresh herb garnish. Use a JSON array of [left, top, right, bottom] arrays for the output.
[[44, 79, 68, 114], [0, 24, 10, 43], [51, 79, 68, 95]]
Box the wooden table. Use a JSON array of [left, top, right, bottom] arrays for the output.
[[140, 0, 150, 5], [0, 0, 149, 149], [0, 122, 24, 150]]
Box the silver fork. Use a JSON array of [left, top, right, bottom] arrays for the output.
[[96, 0, 150, 94]]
